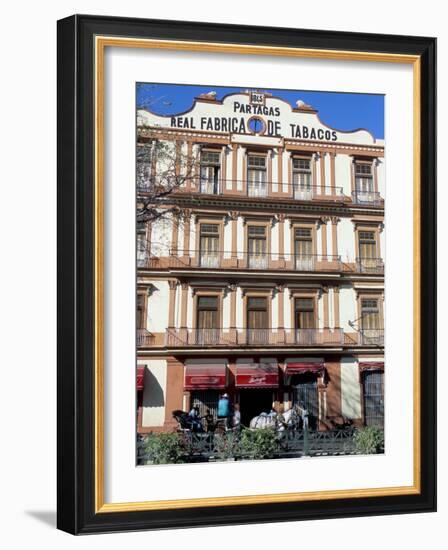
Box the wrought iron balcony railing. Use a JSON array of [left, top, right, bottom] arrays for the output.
[[136, 328, 385, 348], [355, 257, 384, 274], [163, 328, 345, 347], [137, 179, 348, 203], [358, 329, 384, 346], [137, 329, 155, 347], [138, 251, 342, 272], [351, 190, 384, 206]]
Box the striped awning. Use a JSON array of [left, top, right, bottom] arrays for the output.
[[185, 364, 227, 390], [285, 362, 325, 375], [236, 364, 279, 388], [136, 366, 145, 391], [359, 361, 384, 371]]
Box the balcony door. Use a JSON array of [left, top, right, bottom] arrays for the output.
[[247, 155, 267, 197], [199, 223, 219, 268], [358, 230, 378, 272], [200, 150, 221, 195], [354, 162, 374, 203], [247, 297, 268, 345], [360, 298, 382, 345], [295, 298, 316, 345], [248, 226, 267, 269], [294, 228, 314, 271], [196, 296, 219, 345], [292, 157, 312, 200]]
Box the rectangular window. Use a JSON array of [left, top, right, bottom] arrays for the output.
[[247, 296, 268, 344], [196, 295, 219, 344], [292, 157, 312, 200], [354, 161, 374, 204], [295, 298, 316, 344], [294, 228, 314, 270], [361, 299, 380, 329], [295, 298, 315, 328], [200, 150, 221, 194], [199, 223, 219, 268], [247, 155, 267, 197], [360, 298, 383, 345], [248, 225, 267, 269], [358, 230, 378, 272]]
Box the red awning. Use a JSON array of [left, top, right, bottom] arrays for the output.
[[285, 362, 325, 375], [359, 362, 384, 371], [136, 366, 145, 391], [236, 364, 279, 388], [185, 364, 227, 390]]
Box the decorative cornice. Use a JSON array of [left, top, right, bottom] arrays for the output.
[[162, 195, 384, 218]]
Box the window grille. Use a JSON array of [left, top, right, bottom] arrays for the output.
[[247, 155, 266, 168], [292, 158, 311, 171], [201, 151, 220, 165], [200, 224, 219, 235], [248, 226, 266, 237]]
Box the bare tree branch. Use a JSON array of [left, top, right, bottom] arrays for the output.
[[136, 128, 199, 225]]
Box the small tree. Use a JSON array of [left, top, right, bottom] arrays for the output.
[[136, 128, 199, 225]]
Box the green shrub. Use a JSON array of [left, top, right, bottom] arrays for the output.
[[144, 432, 186, 464], [354, 426, 384, 454], [238, 428, 278, 460], [214, 431, 240, 461]]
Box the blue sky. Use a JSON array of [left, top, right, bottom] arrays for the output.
[[136, 83, 384, 139]]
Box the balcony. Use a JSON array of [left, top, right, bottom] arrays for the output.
[[358, 329, 384, 346], [137, 329, 154, 346], [139, 251, 342, 273], [355, 257, 384, 274], [163, 328, 345, 348], [138, 179, 349, 203], [351, 190, 384, 206]]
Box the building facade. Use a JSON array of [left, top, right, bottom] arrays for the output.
[[136, 90, 385, 433]]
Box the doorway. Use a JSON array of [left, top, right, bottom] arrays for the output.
[[362, 370, 384, 427], [238, 389, 274, 427], [291, 372, 319, 430]]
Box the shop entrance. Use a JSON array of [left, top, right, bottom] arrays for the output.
[[238, 389, 274, 427], [362, 370, 384, 427], [291, 372, 319, 430]]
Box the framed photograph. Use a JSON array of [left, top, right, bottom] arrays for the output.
[[57, 15, 436, 534]]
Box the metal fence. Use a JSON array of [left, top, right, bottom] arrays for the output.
[[137, 428, 362, 464]]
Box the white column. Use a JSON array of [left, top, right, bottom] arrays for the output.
[[318, 293, 324, 329], [324, 152, 331, 195], [282, 150, 291, 193], [328, 287, 334, 329], [237, 146, 246, 191], [272, 149, 279, 191]]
